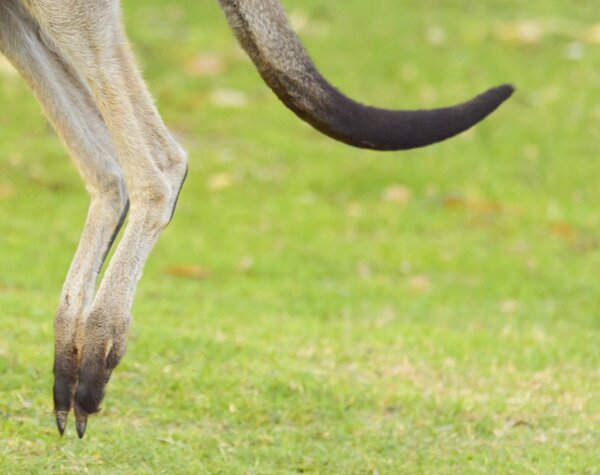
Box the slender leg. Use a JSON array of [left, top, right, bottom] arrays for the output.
[[0, 0, 129, 434], [22, 0, 188, 436]]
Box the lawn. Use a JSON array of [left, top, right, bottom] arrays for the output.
[[0, 0, 599, 473]]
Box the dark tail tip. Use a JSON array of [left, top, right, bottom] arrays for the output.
[[323, 81, 515, 151], [481, 83, 515, 112], [448, 82, 515, 137]]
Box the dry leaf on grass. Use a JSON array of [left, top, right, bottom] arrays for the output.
[[164, 265, 210, 280], [238, 256, 254, 273], [346, 203, 363, 218], [382, 184, 412, 205], [356, 261, 372, 280], [549, 222, 577, 242], [426, 26, 446, 46], [210, 88, 248, 108], [500, 300, 519, 315], [496, 20, 545, 45], [407, 275, 432, 293], [185, 52, 225, 77], [208, 173, 234, 191], [289, 9, 309, 31], [565, 42, 585, 61], [442, 196, 501, 214], [0, 185, 15, 199], [582, 24, 600, 44]]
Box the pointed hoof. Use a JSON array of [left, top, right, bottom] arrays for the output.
[[55, 412, 68, 436], [76, 417, 87, 439]]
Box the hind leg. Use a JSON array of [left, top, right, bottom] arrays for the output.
[[22, 0, 188, 436], [0, 0, 129, 434]]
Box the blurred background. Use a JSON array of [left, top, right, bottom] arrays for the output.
[[0, 0, 598, 472]]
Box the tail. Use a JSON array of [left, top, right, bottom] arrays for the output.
[[216, 0, 514, 151]]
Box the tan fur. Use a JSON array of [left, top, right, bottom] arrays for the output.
[[1, 0, 187, 437]]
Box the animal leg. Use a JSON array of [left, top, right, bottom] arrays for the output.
[[22, 0, 188, 437], [0, 0, 129, 435]]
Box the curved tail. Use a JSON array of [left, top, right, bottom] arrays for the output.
[[217, 0, 514, 151]]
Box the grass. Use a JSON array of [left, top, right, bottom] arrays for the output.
[[0, 0, 599, 473]]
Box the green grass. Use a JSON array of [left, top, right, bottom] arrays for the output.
[[1, 0, 599, 473]]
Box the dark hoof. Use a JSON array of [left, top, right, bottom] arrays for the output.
[[55, 411, 68, 436], [75, 417, 87, 439]]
